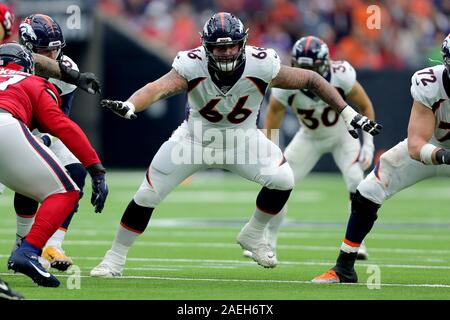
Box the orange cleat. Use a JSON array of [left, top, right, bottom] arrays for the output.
[[42, 246, 73, 272], [311, 269, 341, 284]]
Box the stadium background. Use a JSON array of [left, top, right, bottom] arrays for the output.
[[2, 0, 450, 302], [7, 0, 450, 171]]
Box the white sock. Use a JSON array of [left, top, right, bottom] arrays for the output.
[[248, 208, 277, 231], [46, 229, 66, 249], [266, 205, 287, 249], [106, 225, 140, 263], [16, 215, 35, 239]]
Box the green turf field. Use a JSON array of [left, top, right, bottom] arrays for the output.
[[1, 170, 450, 300]]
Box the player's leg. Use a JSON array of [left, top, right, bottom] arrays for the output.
[[90, 136, 204, 277], [313, 140, 436, 283], [13, 192, 38, 249], [42, 140, 87, 271], [332, 135, 369, 260], [0, 118, 79, 287], [227, 130, 295, 268], [243, 131, 322, 259]]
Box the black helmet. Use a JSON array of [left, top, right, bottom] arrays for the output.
[[291, 36, 330, 77], [0, 42, 34, 74], [201, 12, 248, 72], [443, 34, 450, 74], [19, 14, 65, 58]]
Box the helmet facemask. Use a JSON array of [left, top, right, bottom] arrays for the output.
[[204, 36, 247, 73], [292, 56, 330, 78]]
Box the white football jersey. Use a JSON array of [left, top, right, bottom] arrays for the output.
[[271, 60, 356, 139], [172, 45, 280, 141], [50, 55, 78, 96], [411, 65, 450, 149]]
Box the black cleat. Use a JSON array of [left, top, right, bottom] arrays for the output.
[[0, 278, 24, 300], [8, 244, 60, 288]]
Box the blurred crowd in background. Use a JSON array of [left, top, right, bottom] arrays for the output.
[[100, 0, 450, 69]]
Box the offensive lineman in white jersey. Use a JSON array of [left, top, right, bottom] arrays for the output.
[[243, 36, 376, 260], [312, 34, 450, 283], [90, 12, 382, 277], [7, 14, 88, 271]]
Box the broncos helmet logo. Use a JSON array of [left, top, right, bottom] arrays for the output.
[[443, 34, 450, 73], [19, 23, 37, 51]]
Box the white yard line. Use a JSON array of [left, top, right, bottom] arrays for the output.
[[0, 239, 448, 255], [1, 254, 450, 270], [0, 272, 449, 289]]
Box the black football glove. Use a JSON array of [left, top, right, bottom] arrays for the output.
[[340, 105, 383, 139], [101, 99, 137, 120], [59, 60, 101, 94], [87, 163, 108, 213]]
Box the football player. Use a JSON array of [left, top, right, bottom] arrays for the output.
[[9, 14, 87, 272], [0, 42, 108, 287], [0, 2, 13, 42], [312, 34, 450, 283], [90, 12, 381, 277], [243, 36, 376, 260], [0, 3, 13, 196]]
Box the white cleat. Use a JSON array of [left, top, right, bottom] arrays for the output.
[[243, 250, 253, 258], [357, 242, 369, 260], [237, 223, 278, 268], [90, 262, 122, 278]]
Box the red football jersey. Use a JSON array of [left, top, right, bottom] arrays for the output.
[[0, 67, 101, 167], [0, 3, 13, 41]]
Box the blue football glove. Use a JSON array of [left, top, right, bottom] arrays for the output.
[[87, 164, 108, 213]]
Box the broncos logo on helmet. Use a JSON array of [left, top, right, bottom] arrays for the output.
[[291, 36, 330, 78], [19, 14, 65, 60], [443, 34, 450, 74], [201, 12, 248, 73]]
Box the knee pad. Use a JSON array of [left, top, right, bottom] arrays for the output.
[[256, 187, 292, 214], [14, 193, 39, 217], [120, 199, 154, 234], [357, 172, 387, 205], [265, 163, 295, 191], [65, 163, 87, 197], [351, 190, 380, 221], [133, 172, 163, 208]]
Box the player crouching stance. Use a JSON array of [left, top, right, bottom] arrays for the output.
[[0, 43, 108, 287], [312, 34, 450, 284], [90, 12, 381, 277]]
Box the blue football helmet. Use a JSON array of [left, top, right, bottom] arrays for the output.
[[19, 14, 65, 59], [291, 36, 330, 77], [201, 12, 248, 73], [0, 42, 34, 74], [443, 34, 450, 74]]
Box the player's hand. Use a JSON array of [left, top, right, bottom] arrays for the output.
[[59, 60, 101, 94], [101, 99, 137, 120], [358, 145, 375, 171], [340, 105, 382, 139], [87, 164, 108, 213], [78, 72, 101, 94], [358, 132, 375, 170]]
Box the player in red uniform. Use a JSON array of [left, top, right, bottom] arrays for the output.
[[0, 3, 13, 42], [0, 42, 108, 288]]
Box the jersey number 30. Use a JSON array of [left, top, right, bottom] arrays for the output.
[[297, 107, 339, 129]]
